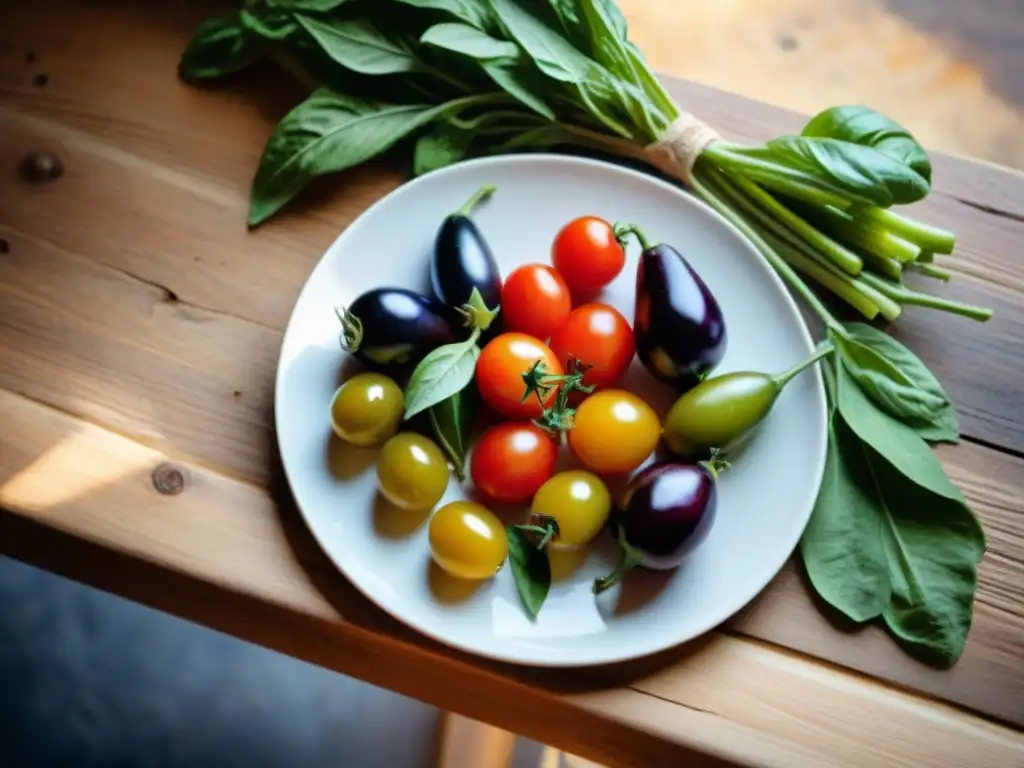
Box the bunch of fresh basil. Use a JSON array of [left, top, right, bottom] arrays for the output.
[[180, 0, 991, 666]]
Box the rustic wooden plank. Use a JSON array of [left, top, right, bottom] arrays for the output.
[[730, 439, 1024, 726], [3, 389, 1023, 768]]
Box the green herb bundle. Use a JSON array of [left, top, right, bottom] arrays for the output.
[[180, 0, 990, 666]]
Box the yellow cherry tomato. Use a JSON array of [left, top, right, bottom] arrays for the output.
[[429, 501, 508, 580], [376, 433, 448, 511], [568, 390, 660, 474], [330, 372, 404, 447], [530, 470, 611, 548]]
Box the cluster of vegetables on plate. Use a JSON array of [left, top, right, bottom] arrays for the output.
[[328, 185, 825, 617]]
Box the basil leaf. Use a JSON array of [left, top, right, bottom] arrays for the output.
[[489, 0, 594, 83], [914, 407, 960, 445], [764, 136, 930, 206], [507, 526, 551, 619], [481, 57, 556, 119], [802, 105, 932, 185], [297, 15, 422, 75], [178, 16, 267, 81], [403, 337, 481, 419], [832, 327, 950, 427], [836, 361, 963, 503], [839, 323, 959, 441], [394, 0, 492, 30], [427, 384, 479, 479], [250, 90, 448, 225], [414, 122, 472, 175], [800, 417, 892, 622], [576, 0, 656, 137], [420, 22, 519, 59], [806, 364, 986, 666], [267, 0, 351, 10], [240, 9, 298, 41], [870, 441, 986, 667]]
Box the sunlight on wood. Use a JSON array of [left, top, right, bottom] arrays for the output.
[[619, 0, 1024, 169], [0, 427, 149, 511]]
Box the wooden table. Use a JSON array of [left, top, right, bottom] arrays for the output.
[[2, 3, 1023, 766]]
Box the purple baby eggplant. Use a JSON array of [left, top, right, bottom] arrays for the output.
[[336, 287, 456, 381], [615, 223, 727, 389], [593, 461, 717, 594]]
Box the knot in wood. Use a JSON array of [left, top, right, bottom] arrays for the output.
[[152, 463, 185, 495], [20, 151, 63, 183]]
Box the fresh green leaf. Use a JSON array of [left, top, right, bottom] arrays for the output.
[[623, 41, 675, 127], [297, 15, 421, 75], [250, 89, 448, 225], [507, 525, 551, 618], [832, 327, 950, 427], [839, 323, 959, 441], [414, 122, 473, 175], [800, 417, 892, 622], [804, 365, 986, 665], [835, 361, 964, 503], [914, 407, 960, 445], [178, 16, 267, 80], [403, 336, 481, 419], [480, 57, 556, 119], [803, 105, 932, 185], [420, 22, 519, 59], [267, 0, 353, 10], [764, 135, 930, 206], [427, 384, 479, 479], [870, 440, 986, 667], [394, 0, 492, 30], [240, 9, 298, 41], [574, 0, 656, 138], [489, 0, 594, 82]]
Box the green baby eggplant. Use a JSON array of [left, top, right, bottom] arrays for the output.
[[662, 344, 833, 457]]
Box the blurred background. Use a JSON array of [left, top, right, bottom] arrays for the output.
[[2, 1, 1021, 766]]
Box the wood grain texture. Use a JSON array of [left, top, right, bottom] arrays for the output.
[[3, 389, 1023, 768], [1, 0, 1023, 762]]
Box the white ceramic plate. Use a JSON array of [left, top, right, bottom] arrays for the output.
[[275, 154, 827, 667]]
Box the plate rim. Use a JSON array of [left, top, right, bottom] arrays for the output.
[[274, 152, 828, 668]]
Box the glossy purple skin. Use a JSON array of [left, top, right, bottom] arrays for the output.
[[617, 461, 717, 569], [634, 243, 727, 389]]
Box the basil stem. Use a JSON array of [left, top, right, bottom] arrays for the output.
[[859, 272, 993, 321], [731, 176, 866, 277], [691, 170, 842, 332], [702, 165, 862, 277], [702, 143, 870, 208], [849, 205, 956, 254]]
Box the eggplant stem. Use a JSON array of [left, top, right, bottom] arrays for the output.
[[772, 342, 835, 389], [454, 184, 496, 218], [335, 307, 362, 353], [593, 527, 645, 595], [612, 222, 654, 251]]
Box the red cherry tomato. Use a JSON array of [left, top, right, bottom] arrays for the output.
[[471, 422, 557, 504], [549, 303, 635, 389], [551, 216, 625, 294], [476, 333, 563, 419], [501, 264, 572, 341]]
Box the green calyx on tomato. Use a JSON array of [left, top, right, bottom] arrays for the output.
[[520, 356, 594, 433], [513, 514, 561, 551]]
